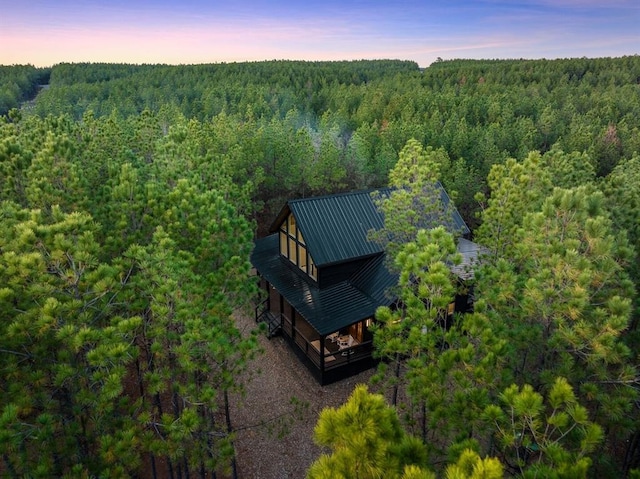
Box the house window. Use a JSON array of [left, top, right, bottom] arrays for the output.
[[280, 212, 317, 281], [288, 235, 297, 263], [280, 229, 287, 256], [299, 244, 308, 269]]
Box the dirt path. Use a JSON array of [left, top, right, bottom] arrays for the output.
[[229, 311, 375, 478]]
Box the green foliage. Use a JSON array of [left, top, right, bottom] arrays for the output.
[[540, 146, 596, 189], [603, 153, 640, 286], [484, 377, 603, 478], [17, 56, 640, 230], [37, 60, 418, 120], [3, 56, 640, 476], [475, 151, 552, 260], [0, 103, 260, 475], [445, 449, 503, 479], [0, 65, 50, 116], [370, 139, 464, 259], [373, 226, 509, 459], [25, 130, 87, 213], [307, 385, 431, 479], [514, 187, 635, 384], [0, 203, 141, 476], [119, 221, 259, 474], [307, 386, 503, 479], [476, 183, 638, 474], [372, 137, 508, 463]]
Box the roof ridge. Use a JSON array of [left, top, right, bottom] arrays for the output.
[[287, 187, 392, 203]]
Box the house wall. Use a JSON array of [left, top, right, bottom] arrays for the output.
[[318, 256, 373, 288]]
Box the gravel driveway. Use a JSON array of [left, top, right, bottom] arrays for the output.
[[229, 311, 375, 479]]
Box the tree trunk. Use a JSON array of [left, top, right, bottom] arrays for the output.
[[224, 390, 238, 479], [623, 430, 640, 474]]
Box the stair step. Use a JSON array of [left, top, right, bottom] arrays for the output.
[[257, 310, 282, 338]]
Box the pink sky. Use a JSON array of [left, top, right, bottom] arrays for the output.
[[1, 1, 638, 67]]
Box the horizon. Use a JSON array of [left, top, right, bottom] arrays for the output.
[[1, 1, 639, 69], [5, 54, 640, 71]]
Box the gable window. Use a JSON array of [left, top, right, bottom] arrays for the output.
[[280, 212, 316, 280]]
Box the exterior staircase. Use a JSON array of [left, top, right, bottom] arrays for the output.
[[255, 300, 282, 338]]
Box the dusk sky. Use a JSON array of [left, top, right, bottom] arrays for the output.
[[1, 0, 638, 68]]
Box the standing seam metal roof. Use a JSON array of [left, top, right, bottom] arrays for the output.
[[277, 189, 389, 267], [269, 184, 468, 268]]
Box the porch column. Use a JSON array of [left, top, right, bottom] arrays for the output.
[[320, 334, 325, 374], [266, 280, 271, 310], [291, 308, 296, 341]]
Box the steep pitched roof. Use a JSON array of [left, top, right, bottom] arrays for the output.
[[270, 188, 389, 267], [269, 183, 469, 267]]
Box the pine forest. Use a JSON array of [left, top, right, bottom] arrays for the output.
[[1, 57, 640, 478]]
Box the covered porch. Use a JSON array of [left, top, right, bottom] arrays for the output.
[[254, 276, 376, 384]]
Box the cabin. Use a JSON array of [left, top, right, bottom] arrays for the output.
[[251, 185, 481, 384]]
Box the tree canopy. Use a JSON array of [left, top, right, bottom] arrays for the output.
[[1, 56, 639, 477]]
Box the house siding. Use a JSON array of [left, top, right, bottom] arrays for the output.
[[318, 256, 376, 288]]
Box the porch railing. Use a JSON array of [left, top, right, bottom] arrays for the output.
[[254, 297, 268, 322], [281, 315, 373, 371]]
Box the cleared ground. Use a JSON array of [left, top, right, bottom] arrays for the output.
[[229, 311, 375, 478]]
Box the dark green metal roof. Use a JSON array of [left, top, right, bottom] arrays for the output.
[[269, 184, 469, 267], [252, 235, 397, 335], [270, 189, 389, 267], [251, 235, 485, 335]]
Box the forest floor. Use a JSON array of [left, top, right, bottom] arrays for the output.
[[228, 310, 375, 479]]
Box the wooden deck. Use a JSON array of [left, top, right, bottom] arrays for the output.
[[282, 314, 374, 384]]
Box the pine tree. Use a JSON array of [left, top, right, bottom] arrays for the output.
[[0, 203, 141, 477], [118, 177, 259, 477], [370, 139, 463, 260], [24, 129, 87, 214], [476, 185, 638, 474], [307, 385, 430, 479], [474, 151, 552, 261], [307, 385, 503, 479], [373, 226, 508, 457], [483, 377, 603, 477]]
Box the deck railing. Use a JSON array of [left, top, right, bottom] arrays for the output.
[[254, 299, 283, 337], [254, 297, 269, 323], [281, 315, 373, 371]]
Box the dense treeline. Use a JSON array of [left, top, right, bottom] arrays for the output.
[[362, 140, 639, 478], [0, 65, 50, 116], [0, 111, 261, 477], [26, 57, 640, 227], [1, 57, 639, 477], [36, 60, 419, 120]]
